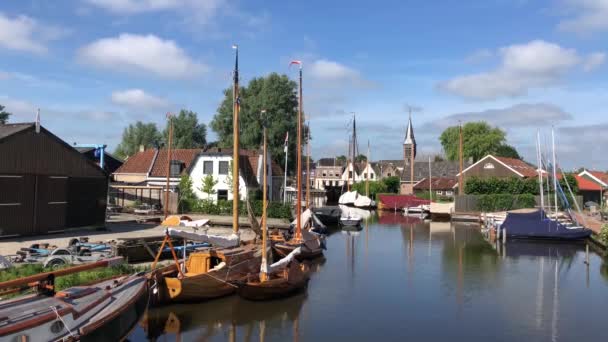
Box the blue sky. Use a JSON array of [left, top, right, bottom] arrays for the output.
[[1, 0, 607, 169]]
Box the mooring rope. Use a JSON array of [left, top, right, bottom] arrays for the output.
[[50, 305, 76, 340]]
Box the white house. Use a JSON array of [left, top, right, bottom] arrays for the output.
[[189, 148, 277, 203]]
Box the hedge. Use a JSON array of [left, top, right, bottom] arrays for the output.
[[476, 194, 536, 212], [185, 199, 292, 220]]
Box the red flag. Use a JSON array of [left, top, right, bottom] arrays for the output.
[[289, 60, 302, 69]]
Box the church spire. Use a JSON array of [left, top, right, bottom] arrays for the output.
[[403, 112, 416, 163]]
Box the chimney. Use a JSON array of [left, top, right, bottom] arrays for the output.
[[139, 144, 145, 152]]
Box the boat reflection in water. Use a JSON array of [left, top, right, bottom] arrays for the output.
[[132, 214, 608, 341], [142, 289, 307, 341]]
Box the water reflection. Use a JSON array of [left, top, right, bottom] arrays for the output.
[[132, 214, 608, 341]]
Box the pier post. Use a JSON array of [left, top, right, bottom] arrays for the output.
[[502, 228, 507, 244]]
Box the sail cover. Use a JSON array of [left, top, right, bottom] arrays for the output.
[[339, 191, 358, 204], [291, 209, 327, 231], [265, 247, 302, 273], [167, 228, 240, 248], [354, 194, 375, 207], [500, 209, 591, 240]]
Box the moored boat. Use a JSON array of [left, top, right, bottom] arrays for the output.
[[500, 209, 592, 240], [339, 215, 363, 230], [313, 206, 342, 225], [0, 261, 148, 342]]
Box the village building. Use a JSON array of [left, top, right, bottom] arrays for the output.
[[577, 170, 608, 205], [0, 123, 108, 237], [413, 177, 458, 199], [112, 147, 283, 205], [395, 115, 465, 195], [314, 158, 345, 190]]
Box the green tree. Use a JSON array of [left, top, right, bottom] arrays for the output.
[[352, 180, 387, 199], [383, 176, 401, 193], [177, 174, 196, 213], [210, 73, 307, 173], [164, 109, 207, 149], [495, 144, 521, 159], [0, 104, 11, 124], [114, 122, 161, 160], [439, 121, 509, 162], [355, 154, 367, 163], [336, 155, 347, 165], [199, 174, 218, 201]]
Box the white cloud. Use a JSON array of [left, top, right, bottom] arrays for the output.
[[557, 0, 608, 34], [438, 40, 604, 100], [85, 0, 224, 22], [111, 89, 169, 109], [309, 59, 360, 82], [0, 12, 66, 54], [78, 34, 207, 79], [583, 52, 606, 71], [423, 103, 573, 131]]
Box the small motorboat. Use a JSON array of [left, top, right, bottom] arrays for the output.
[[339, 214, 362, 230], [313, 206, 342, 225]]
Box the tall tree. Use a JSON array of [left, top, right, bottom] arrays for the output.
[[495, 144, 521, 159], [164, 109, 207, 149], [210, 73, 306, 173], [335, 155, 347, 165], [440, 121, 512, 162], [0, 104, 11, 124], [355, 154, 367, 163], [114, 121, 161, 159]]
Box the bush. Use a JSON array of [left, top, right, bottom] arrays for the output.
[[382, 176, 401, 193], [598, 224, 608, 246], [465, 177, 539, 195], [352, 181, 387, 200], [190, 199, 292, 219], [477, 194, 536, 212]]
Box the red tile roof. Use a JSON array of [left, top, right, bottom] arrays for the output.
[[150, 149, 202, 177], [576, 175, 603, 191], [494, 156, 539, 178], [114, 149, 156, 174], [414, 177, 458, 191], [588, 171, 608, 185]]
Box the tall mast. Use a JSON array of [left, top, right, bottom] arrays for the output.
[[458, 122, 464, 195], [164, 113, 173, 219], [261, 111, 268, 281], [306, 120, 311, 209], [552, 127, 558, 215], [429, 156, 432, 201], [292, 60, 303, 242], [409, 110, 414, 193], [366, 140, 370, 197], [536, 130, 544, 212], [232, 45, 240, 234]]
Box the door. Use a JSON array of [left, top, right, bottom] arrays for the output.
[[0, 175, 35, 236]]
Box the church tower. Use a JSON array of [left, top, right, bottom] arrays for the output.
[[403, 113, 416, 166]]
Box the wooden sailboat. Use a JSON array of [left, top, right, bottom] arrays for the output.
[[237, 120, 310, 301], [0, 258, 148, 342], [273, 60, 324, 261], [150, 45, 262, 305]]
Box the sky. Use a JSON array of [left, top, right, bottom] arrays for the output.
[[1, 0, 607, 170]]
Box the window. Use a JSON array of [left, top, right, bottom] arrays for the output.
[[349, 171, 353, 179], [323, 172, 327, 177], [203, 161, 214, 174], [371, 173, 374, 179], [364, 173, 367, 179], [218, 161, 229, 175], [484, 163, 495, 169], [387, 173, 391, 177], [436, 190, 443, 195], [445, 191, 453, 196], [217, 190, 228, 201]]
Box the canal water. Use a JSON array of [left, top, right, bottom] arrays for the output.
[[129, 213, 608, 341]]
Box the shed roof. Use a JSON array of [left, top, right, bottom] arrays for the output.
[[0, 123, 34, 140], [414, 177, 458, 191]]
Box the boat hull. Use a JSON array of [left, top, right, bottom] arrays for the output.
[[237, 277, 309, 301], [501, 209, 593, 241], [273, 243, 323, 261]]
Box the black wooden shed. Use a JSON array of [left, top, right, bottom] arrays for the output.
[[0, 123, 108, 237]]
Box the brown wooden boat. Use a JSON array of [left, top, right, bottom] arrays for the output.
[[273, 227, 324, 260], [153, 244, 262, 304], [237, 260, 310, 301], [0, 273, 148, 342]]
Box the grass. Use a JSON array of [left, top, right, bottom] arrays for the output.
[[1, 263, 148, 292]]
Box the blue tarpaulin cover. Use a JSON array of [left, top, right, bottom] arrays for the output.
[[501, 209, 592, 240]]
